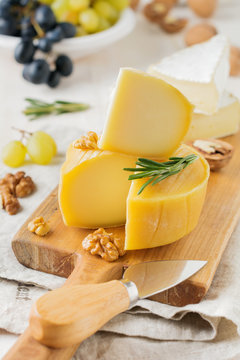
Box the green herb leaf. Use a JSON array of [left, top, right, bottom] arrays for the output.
[[23, 98, 90, 120], [124, 154, 198, 195]]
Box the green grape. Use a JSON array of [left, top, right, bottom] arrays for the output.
[[93, 1, 118, 24], [69, 0, 90, 12], [106, 0, 129, 11], [97, 16, 111, 32], [39, 0, 54, 5], [58, 10, 79, 25], [43, 132, 57, 156], [76, 26, 88, 37], [51, 0, 69, 21], [79, 9, 100, 33], [2, 141, 26, 168], [26, 131, 56, 165]]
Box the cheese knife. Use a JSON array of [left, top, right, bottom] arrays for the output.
[[29, 259, 207, 349]]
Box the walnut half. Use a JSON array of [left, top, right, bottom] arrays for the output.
[[0, 171, 35, 215], [188, 139, 234, 171], [82, 228, 126, 262], [28, 217, 50, 236], [73, 131, 98, 150]]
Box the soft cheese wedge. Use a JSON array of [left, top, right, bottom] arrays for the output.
[[185, 92, 240, 141], [125, 145, 209, 250], [148, 35, 230, 114], [99, 68, 193, 158], [59, 143, 137, 228]]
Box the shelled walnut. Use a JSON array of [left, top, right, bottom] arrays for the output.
[[82, 228, 126, 262], [188, 139, 233, 171], [0, 172, 35, 215], [0, 185, 20, 215], [73, 131, 98, 150], [28, 216, 50, 236]]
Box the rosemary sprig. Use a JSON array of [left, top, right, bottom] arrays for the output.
[[124, 154, 198, 195], [23, 98, 90, 120]]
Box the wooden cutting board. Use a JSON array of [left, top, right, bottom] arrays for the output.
[[12, 133, 240, 307]]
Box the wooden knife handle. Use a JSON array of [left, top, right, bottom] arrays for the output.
[[3, 255, 123, 360], [30, 280, 130, 348]]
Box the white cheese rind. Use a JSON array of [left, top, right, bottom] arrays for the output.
[[148, 35, 230, 114]]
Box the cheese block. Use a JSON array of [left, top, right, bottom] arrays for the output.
[[99, 68, 193, 158], [185, 92, 240, 141], [148, 35, 230, 114], [125, 145, 209, 250], [59, 143, 137, 228]]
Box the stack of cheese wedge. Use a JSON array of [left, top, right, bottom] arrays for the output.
[[149, 35, 240, 141], [59, 67, 210, 251]]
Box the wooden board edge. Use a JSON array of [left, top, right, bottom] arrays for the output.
[[12, 238, 75, 278], [149, 278, 207, 307]]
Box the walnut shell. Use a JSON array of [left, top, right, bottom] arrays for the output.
[[187, 0, 218, 18], [143, 0, 173, 23], [160, 16, 188, 33], [187, 139, 234, 171], [185, 23, 217, 46]]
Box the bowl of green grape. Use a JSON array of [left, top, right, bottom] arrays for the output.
[[0, 0, 136, 87], [0, 0, 136, 55]]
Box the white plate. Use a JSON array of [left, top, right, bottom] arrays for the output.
[[0, 8, 136, 59]]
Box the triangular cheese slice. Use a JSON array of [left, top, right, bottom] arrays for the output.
[[148, 35, 230, 114], [99, 68, 193, 158]]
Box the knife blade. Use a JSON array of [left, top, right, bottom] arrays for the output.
[[122, 260, 207, 302], [29, 260, 207, 349]]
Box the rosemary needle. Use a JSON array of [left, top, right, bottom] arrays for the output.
[[124, 154, 198, 195], [23, 98, 90, 120]]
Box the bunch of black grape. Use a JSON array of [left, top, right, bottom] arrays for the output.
[[0, 0, 76, 87]]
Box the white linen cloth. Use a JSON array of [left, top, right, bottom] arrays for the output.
[[0, 1, 240, 358]]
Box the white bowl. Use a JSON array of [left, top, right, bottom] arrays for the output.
[[0, 8, 136, 59]]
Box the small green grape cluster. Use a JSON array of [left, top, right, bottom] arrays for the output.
[[41, 0, 130, 35], [1, 130, 57, 168]]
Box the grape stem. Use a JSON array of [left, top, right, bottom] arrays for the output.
[[11, 127, 33, 141], [31, 19, 45, 38]]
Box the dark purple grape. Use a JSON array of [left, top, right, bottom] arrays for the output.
[[0, 15, 17, 35], [22, 59, 50, 84], [14, 39, 35, 64], [47, 70, 61, 88], [19, 0, 30, 6], [34, 5, 56, 32], [59, 22, 76, 38], [55, 55, 73, 77], [46, 26, 64, 43], [0, 0, 11, 18], [22, 65, 30, 81], [37, 37, 52, 52], [20, 17, 37, 39]]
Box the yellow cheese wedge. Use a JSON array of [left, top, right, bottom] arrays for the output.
[[185, 92, 240, 141], [59, 143, 137, 228], [125, 144, 209, 250], [99, 68, 193, 158]]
